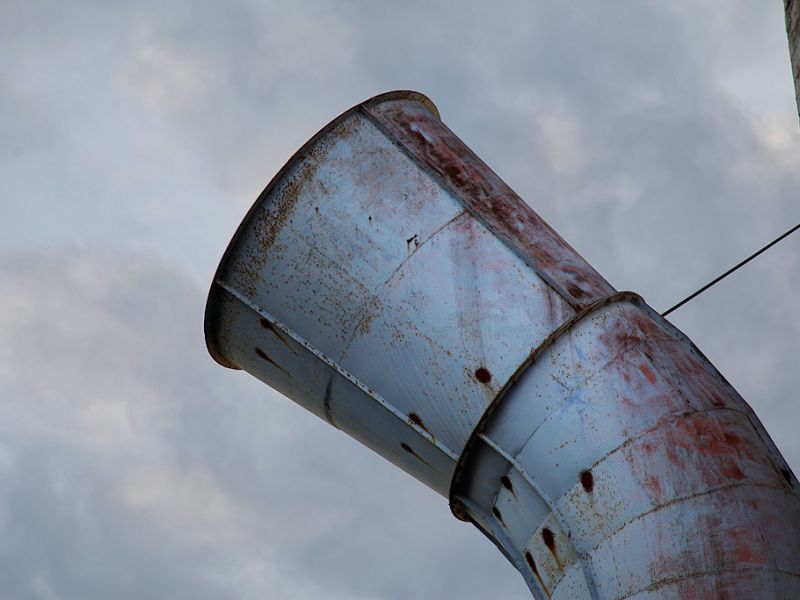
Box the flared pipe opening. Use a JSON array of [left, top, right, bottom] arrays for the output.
[[204, 91, 440, 370]]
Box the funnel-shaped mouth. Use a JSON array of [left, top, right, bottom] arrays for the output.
[[201, 90, 800, 598], [204, 91, 439, 370], [201, 86, 615, 498]]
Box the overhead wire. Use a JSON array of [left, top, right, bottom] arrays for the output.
[[662, 223, 800, 317]]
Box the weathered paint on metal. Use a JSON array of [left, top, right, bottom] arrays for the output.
[[205, 91, 800, 598], [788, 0, 800, 120], [205, 91, 580, 496], [451, 293, 800, 598], [364, 98, 614, 307]]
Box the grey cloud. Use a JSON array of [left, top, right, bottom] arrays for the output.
[[0, 247, 525, 599]]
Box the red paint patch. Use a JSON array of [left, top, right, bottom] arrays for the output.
[[367, 100, 615, 307], [638, 363, 657, 385]]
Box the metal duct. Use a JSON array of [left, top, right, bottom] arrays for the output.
[[204, 91, 800, 598]]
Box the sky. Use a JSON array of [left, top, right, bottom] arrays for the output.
[[1, 1, 798, 599]]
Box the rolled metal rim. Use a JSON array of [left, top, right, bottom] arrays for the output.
[[448, 291, 648, 521], [203, 91, 441, 370]]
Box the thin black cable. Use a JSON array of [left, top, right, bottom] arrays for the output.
[[661, 222, 800, 317]]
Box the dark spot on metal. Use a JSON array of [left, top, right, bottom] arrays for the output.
[[525, 551, 548, 595], [501, 475, 513, 491], [400, 442, 435, 469], [443, 163, 461, 179], [475, 367, 492, 383], [540, 527, 562, 571], [541, 527, 555, 551], [724, 432, 742, 445], [492, 507, 504, 522], [580, 469, 594, 493], [322, 376, 334, 425], [525, 551, 538, 573], [781, 468, 793, 486], [408, 412, 432, 437], [254, 347, 290, 376], [259, 318, 294, 352], [406, 233, 420, 255]]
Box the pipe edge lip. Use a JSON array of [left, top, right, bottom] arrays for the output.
[[203, 90, 441, 370], [447, 291, 644, 521], [362, 90, 440, 119]]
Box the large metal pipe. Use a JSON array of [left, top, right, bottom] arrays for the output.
[[205, 91, 800, 598]]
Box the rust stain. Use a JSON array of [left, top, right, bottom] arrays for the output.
[[541, 528, 563, 571], [644, 474, 663, 498], [525, 551, 549, 597], [210, 97, 800, 597], [492, 506, 505, 525], [541, 527, 555, 550], [614, 402, 787, 516], [245, 144, 328, 291], [254, 347, 290, 376], [401, 442, 434, 468], [599, 305, 741, 424], [500, 475, 518, 501], [638, 362, 657, 385], [636, 362, 657, 385], [322, 377, 334, 425], [727, 526, 769, 566], [366, 100, 615, 308], [475, 367, 492, 384], [259, 317, 295, 352], [408, 412, 433, 439], [580, 469, 594, 493]]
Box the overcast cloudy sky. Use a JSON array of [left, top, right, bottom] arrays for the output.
[[1, 1, 798, 599]]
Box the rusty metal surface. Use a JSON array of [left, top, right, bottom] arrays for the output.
[[451, 294, 800, 598], [365, 98, 614, 308], [205, 91, 579, 495], [205, 91, 800, 598], [788, 0, 800, 119]]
